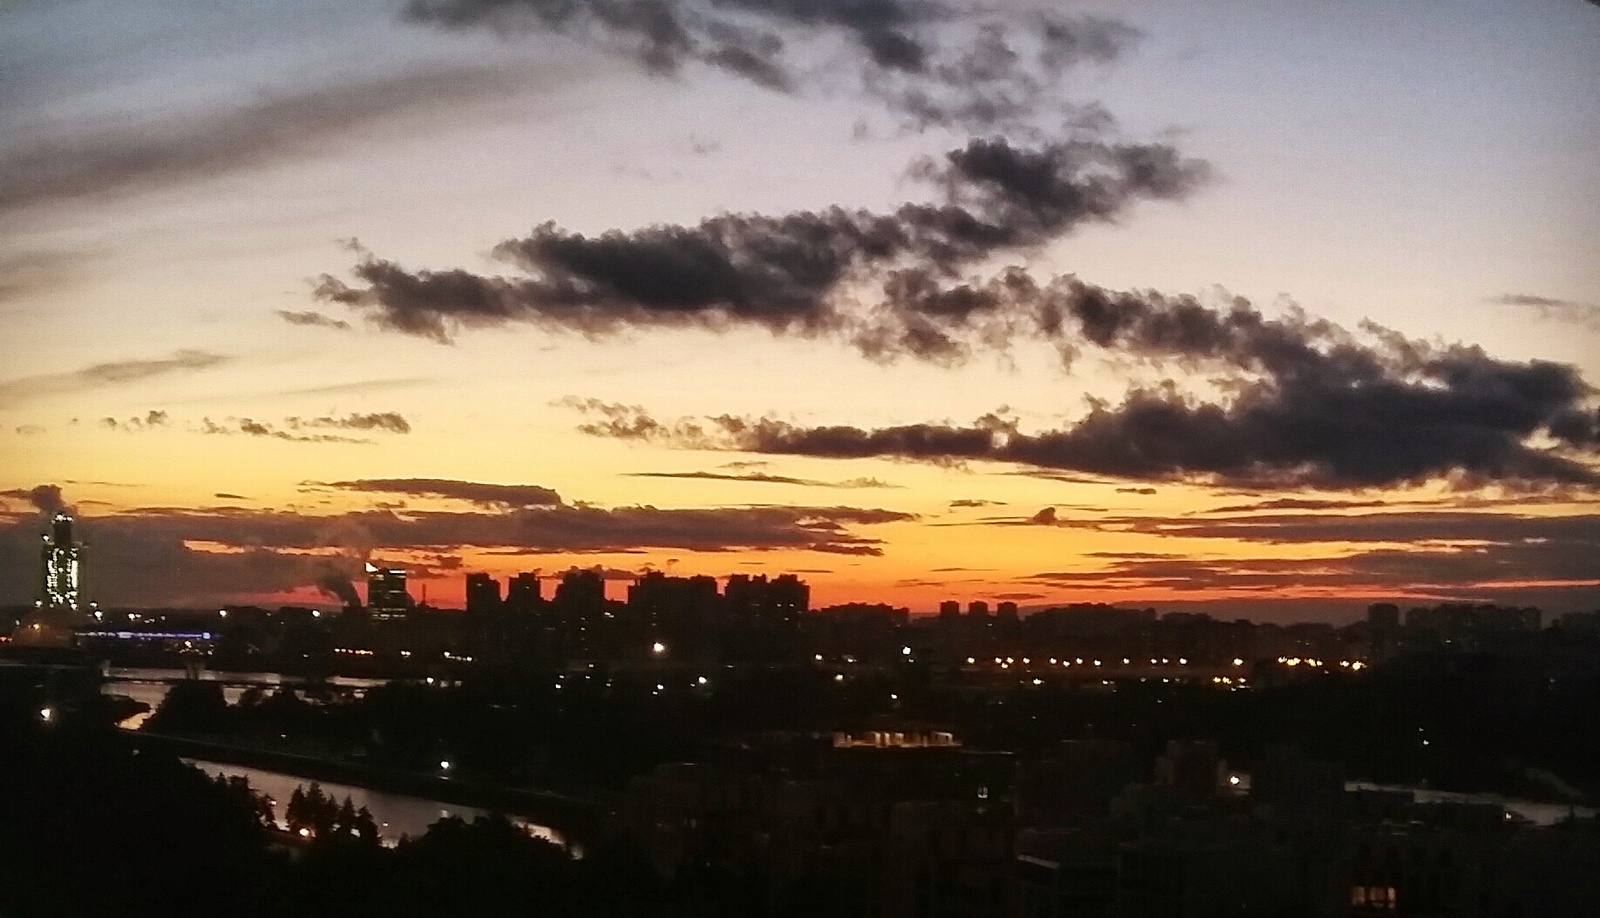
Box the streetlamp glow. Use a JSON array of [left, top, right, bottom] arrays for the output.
[[651, 641, 666, 656]]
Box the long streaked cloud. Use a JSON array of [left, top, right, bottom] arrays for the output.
[[1069, 509, 1600, 547], [0, 486, 915, 605], [0, 250, 83, 305], [1026, 539, 1598, 601], [0, 63, 546, 219], [287, 412, 412, 434], [315, 477, 564, 508], [556, 281, 1600, 489], [196, 413, 412, 444], [0, 350, 229, 409], [625, 470, 897, 488], [276, 310, 352, 331], [1016, 507, 1600, 609], [1491, 293, 1600, 330]]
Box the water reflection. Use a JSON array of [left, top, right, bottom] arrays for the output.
[[1346, 781, 1596, 826], [186, 759, 573, 853], [102, 668, 386, 730]]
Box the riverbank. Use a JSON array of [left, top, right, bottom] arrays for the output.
[[128, 731, 610, 848]]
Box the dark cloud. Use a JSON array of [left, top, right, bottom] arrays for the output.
[[0, 484, 68, 516], [404, 1, 1137, 131], [949, 498, 1005, 507], [286, 412, 412, 434], [0, 65, 540, 218], [0, 491, 913, 605], [326, 3, 1212, 372], [0, 350, 228, 408], [276, 310, 352, 331], [213, 493, 251, 501], [1116, 487, 1156, 495], [318, 478, 565, 508], [561, 282, 1600, 489], [626, 470, 898, 488], [316, 139, 1207, 347], [13, 425, 45, 436]]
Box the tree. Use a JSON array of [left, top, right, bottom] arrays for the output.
[[286, 786, 309, 834]]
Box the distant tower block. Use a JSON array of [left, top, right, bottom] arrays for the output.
[[366, 563, 411, 622], [17, 512, 88, 647], [41, 512, 82, 611]]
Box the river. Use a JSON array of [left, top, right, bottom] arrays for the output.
[[1346, 781, 1596, 827], [186, 759, 575, 853], [103, 667, 386, 729]]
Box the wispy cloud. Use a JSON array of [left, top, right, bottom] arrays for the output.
[[314, 477, 564, 508], [0, 350, 229, 408], [1491, 293, 1600, 330], [626, 470, 898, 489], [276, 309, 351, 331], [0, 250, 84, 305], [1, 64, 547, 219], [99, 410, 170, 432], [195, 413, 411, 444]]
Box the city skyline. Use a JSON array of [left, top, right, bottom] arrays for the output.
[[3, 0, 1598, 619]]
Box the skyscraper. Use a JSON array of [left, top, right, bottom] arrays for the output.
[[40, 512, 81, 610], [366, 563, 410, 622], [505, 572, 541, 613], [465, 572, 501, 615]]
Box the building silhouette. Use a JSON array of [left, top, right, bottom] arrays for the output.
[[724, 573, 809, 626], [40, 512, 82, 611], [465, 573, 501, 616], [505, 572, 541, 613], [365, 563, 410, 622]]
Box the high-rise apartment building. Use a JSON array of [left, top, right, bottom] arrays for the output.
[[465, 573, 501, 615], [40, 512, 81, 610], [366, 563, 410, 621], [506, 572, 541, 613]]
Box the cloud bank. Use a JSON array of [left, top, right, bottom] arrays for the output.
[[557, 280, 1600, 490]]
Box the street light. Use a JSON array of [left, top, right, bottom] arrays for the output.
[[38, 707, 53, 723], [651, 641, 666, 656], [440, 759, 452, 771]]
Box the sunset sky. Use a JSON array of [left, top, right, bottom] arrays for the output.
[[3, 0, 1597, 618]]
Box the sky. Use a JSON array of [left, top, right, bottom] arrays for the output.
[[2, 0, 1597, 619]]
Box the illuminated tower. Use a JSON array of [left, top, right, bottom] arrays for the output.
[[366, 563, 410, 622], [40, 512, 82, 611]]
